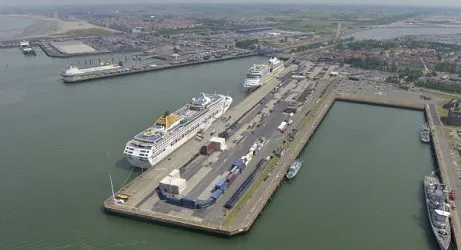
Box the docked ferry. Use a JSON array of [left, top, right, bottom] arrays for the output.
[[124, 93, 233, 169], [243, 57, 284, 90], [61, 62, 121, 78]]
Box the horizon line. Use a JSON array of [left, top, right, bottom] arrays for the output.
[[0, 2, 460, 8]]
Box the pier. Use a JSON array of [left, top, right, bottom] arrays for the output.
[[103, 60, 461, 247], [426, 102, 461, 250], [62, 52, 258, 83]]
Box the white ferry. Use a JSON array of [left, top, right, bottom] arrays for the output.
[[61, 62, 121, 78], [124, 93, 233, 169], [243, 57, 284, 90]]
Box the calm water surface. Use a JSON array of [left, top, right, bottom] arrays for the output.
[[0, 48, 438, 249], [349, 27, 461, 40], [0, 15, 35, 41]]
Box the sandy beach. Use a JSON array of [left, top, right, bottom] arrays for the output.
[[2, 14, 114, 39]]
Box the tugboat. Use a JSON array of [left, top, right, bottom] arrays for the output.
[[424, 173, 451, 250], [285, 159, 303, 179], [421, 123, 431, 143]]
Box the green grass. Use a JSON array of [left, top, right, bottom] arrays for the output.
[[436, 102, 448, 118], [423, 88, 461, 100]]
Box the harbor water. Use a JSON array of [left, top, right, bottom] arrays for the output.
[[0, 48, 438, 249], [349, 27, 461, 40], [0, 15, 35, 41]]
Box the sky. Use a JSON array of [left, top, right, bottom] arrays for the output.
[[0, 0, 460, 7]]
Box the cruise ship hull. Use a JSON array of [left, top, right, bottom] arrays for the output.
[[243, 63, 284, 91], [125, 95, 232, 169]]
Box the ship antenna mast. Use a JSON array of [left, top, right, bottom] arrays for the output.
[[109, 173, 115, 202]]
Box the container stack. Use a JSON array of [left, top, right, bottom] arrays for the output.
[[210, 137, 227, 151], [159, 176, 186, 195]]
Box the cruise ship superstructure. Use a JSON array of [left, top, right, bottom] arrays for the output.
[[243, 57, 284, 90], [124, 93, 233, 169]]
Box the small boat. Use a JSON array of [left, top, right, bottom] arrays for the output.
[[286, 159, 303, 179], [424, 173, 451, 250], [420, 123, 430, 143]]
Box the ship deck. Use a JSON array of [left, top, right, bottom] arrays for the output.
[[133, 94, 224, 143]]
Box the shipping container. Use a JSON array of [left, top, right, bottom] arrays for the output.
[[218, 131, 229, 139], [169, 169, 180, 178], [211, 188, 223, 200], [225, 159, 268, 209], [215, 179, 228, 190], [166, 196, 182, 205], [230, 165, 239, 173], [200, 143, 215, 155], [232, 159, 246, 170], [227, 173, 237, 184], [200, 198, 214, 208], [157, 187, 167, 200]]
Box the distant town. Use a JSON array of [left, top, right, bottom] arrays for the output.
[[3, 3, 461, 249], [1, 5, 460, 88]]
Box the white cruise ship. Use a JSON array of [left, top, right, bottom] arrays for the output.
[[243, 57, 284, 90], [61, 62, 121, 78], [124, 93, 233, 169]]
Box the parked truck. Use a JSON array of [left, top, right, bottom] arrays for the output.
[[278, 121, 288, 133], [200, 143, 215, 155]]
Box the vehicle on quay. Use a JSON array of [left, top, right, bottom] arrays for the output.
[[61, 62, 122, 79], [424, 173, 451, 250], [421, 123, 431, 143], [124, 93, 233, 169], [243, 57, 284, 90], [285, 159, 303, 179]]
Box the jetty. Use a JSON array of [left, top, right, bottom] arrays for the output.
[[103, 60, 461, 248], [62, 52, 258, 83]]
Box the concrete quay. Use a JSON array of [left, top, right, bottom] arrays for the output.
[[104, 62, 461, 246], [63, 52, 258, 83], [104, 64, 300, 235], [336, 94, 461, 250], [426, 103, 461, 250], [38, 42, 114, 58], [336, 93, 425, 110]]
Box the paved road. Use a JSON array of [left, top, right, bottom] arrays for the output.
[[228, 71, 337, 229], [428, 103, 461, 250]]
